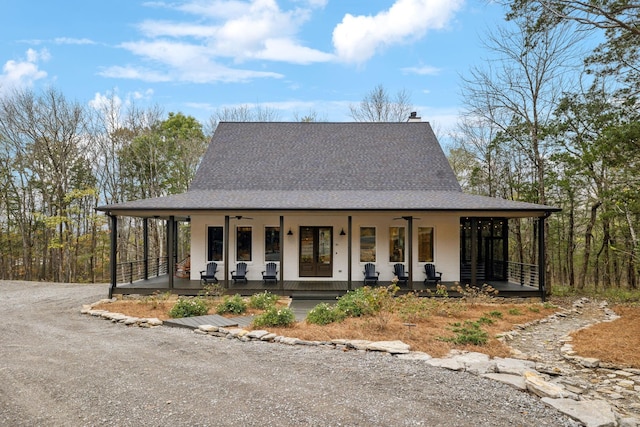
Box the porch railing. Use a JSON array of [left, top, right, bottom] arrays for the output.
[[116, 257, 168, 284], [507, 261, 539, 287]]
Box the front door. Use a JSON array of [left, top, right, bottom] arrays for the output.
[[299, 227, 333, 277]]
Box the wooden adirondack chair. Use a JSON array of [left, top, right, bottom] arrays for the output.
[[199, 261, 218, 284], [262, 262, 278, 284], [424, 263, 442, 285], [231, 262, 248, 284], [363, 263, 380, 286], [393, 263, 409, 286]]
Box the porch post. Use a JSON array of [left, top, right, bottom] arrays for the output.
[[280, 215, 285, 295], [143, 218, 149, 280], [224, 215, 230, 289], [167, 216, 175, 290], [470, 218, 478, 287], [407, 216, 413, 290], [538, 215, 547, 302], [108, 214, 117, 299], [347, 215, 352, 291]]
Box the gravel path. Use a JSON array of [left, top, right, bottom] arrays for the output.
[[0, 281, 577, 427]]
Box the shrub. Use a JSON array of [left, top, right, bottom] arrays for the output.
[[336, 285, 396, 318], [199, 283, 224, 298], [508, 308, 523, 316], [439, 320, 489, 346], [169, 296, 209, 318], [306, 303, 344, 325], [216, 294, 247, 315], [249, 291, 279, 310], [253, 307, 295, 327], [488, 310, 503, 318]]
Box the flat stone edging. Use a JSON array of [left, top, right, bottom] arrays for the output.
[[82, 298, 640, 427]]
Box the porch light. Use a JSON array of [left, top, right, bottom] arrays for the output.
[[339, 228, 346, 236], [287, 228, 293, 236]]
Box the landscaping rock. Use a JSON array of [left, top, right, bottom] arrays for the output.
[[542, 397, 616, 427], [365, 340, 410, 354]]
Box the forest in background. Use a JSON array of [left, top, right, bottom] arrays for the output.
[[0, 1, 638, 291]]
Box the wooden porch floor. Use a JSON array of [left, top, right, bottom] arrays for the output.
[[111, 275, 542, 299]]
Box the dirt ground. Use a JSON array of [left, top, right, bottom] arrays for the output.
[[0, 281, 577, 427]]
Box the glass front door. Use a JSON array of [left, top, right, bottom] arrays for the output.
[[299, 227, 333, 277]]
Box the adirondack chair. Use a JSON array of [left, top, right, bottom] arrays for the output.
[[363, 263, 380, 286], [199, 261, 218, 285], [393, 263, 409, 286], [262, 262, 278, 284], [424, 263, 442, 285], [231, 262, 248, 284]]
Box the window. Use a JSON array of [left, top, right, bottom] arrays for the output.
[[207, 226, 223, 261], [237, 226, 252, 261], [389, 227, 405, 263], [418, 227, 434, 262], [265, 226, 280, 261], [360, 227, 376, 262]]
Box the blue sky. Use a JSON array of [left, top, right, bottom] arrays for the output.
[[0, 0, 507, 138]]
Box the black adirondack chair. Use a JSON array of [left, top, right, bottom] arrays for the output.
[[262, 262, 278, 284], [363, 263, 380, 286], [393, 263, 409, 286], [231, 262, 248, 284], [199, 261, 218, 285], [424, 263, 442, 285]]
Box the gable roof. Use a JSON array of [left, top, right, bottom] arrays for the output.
[[97, 121, 559, 217], [189, 122, 462, 192]]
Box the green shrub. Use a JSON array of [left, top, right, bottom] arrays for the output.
[[477, 315, 495, 325], [335, 286, 396, 318], [306, 303, 345, 325], [253, 307, 295, 327], [488, 310, 503, 318], [528, 305, 540, 313], [508, 308, 523, 316], [216, 294, 247, 315], [439, 321, 489, 346], [169, 296, 209, 318], [249, 291, 279, 310]]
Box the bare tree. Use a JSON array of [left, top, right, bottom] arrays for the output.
[[205, 104, 281, 136], [349, 84, 413, 122]]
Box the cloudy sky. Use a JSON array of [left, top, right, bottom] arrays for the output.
[[0, 0, 506, 138]]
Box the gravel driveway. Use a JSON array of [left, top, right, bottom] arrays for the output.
[[0, 281, 577, 427]]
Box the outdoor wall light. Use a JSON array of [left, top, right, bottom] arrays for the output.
[[287, 228, 293, 236], [339, 228, 346, 236]]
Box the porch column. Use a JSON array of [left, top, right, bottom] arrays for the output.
[[108, 214, 117, 299], [407, 216, 413, 290], [538, 215, 547, 301], [280, 215, 285, 295], [167, 216, 175, 290], [347, 215, 352, 291], [470, 218, 478, 287], [143, 218, 149, 280], [224, 215, 230, 289]]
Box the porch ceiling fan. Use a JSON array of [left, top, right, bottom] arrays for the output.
[[393, 216, 420, 220], [232, 215, 253, 220]]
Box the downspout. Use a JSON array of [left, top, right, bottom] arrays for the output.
[[108, 214, 117, 299], [347, 215, 352, 291], [224, 215, 230, 289]]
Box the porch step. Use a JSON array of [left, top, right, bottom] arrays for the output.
[[290, 291, 343, 300]]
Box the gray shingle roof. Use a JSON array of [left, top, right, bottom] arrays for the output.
[[189, 122, 462, 191], [97, 121, 559, 215]]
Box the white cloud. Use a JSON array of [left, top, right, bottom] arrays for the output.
[[110, 0, 332, 85], [0, 49, 49, 94], [54, 37, 96, 45], [401, 65, 441, 76], [332, 0, 464, 64]]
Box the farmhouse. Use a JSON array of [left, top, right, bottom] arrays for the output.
[[97, 116, 559, 299]]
